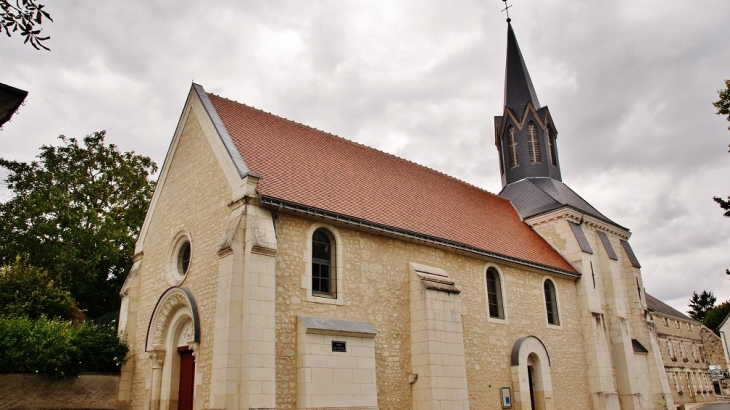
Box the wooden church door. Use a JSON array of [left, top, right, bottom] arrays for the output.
[[178, 346, 195, 410]]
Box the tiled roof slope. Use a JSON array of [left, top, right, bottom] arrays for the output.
[[645, 293, 696, 322], [209, 93, 576, 274]]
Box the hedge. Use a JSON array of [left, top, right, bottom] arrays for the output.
[[0, 316, 128, 378]]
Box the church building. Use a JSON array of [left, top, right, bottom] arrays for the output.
[[117, 22, 676, 410]]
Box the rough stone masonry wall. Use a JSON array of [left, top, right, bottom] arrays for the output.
[[0, 374, 119, 410], [274, 213, 591, 410], [701, 326, 728, 371], [127, 110, 232, 409]]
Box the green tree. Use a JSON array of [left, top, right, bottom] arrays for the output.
[[0, 131, 157, 318], [704, 301, 730, 336], [0, 256, 79, 320], [688, 290, 717, 322], [714, 80, 730, 275], [0, 0, 52, 50]]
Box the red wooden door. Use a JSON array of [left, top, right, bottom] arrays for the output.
[[178, 346, 195, 410]]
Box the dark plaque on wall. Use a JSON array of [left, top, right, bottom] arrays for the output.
[[331, 341, 346, 352]]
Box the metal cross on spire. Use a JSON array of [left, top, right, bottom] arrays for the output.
[[502, 0, 512, 23]]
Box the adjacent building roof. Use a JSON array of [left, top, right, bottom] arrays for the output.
[[206, 90, 577, 275], [645, 293, 696, 323], [499, 177, 624, 228], [0, 82, 28, 128]]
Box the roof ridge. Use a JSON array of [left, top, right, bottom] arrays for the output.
[[208, 92, 507, 202]]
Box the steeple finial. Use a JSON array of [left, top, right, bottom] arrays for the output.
[[502, 0, 512, 23]]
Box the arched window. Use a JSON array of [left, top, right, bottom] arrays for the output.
[[547, 129, 557, 166], [544, 279, 560, 325], [527, 122, 541, 164], [486, 268, 505, 319], [508, 126, 518, 168], [312, 228, 336, 297]]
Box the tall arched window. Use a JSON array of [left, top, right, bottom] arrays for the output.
[[312, 228, 336, 297], [527, 122, 541, 164], [547, 129, 557, 166], [508, 126, 518, 168], [486, 268, 505, 319], [544, 279, 560, 325]]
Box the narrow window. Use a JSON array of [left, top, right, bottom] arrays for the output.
[[544, 279, 560, 325], [508, 126, 519, 168], [312, 228, 336, 297], [486, 268, 505, 319], [527, 122, 541, 164], [547, 129, 557, 166]]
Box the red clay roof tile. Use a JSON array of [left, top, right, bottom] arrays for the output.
[[209, 93, 576, 273]]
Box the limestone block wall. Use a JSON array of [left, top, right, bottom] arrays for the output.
[[124, 108, 233, 410], [529, 211, 675, 410], [273, 213, 591, 410], [409, 263, 469, 410], [296, 316, 378, 409]]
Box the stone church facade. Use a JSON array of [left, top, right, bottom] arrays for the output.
[[118, 23, 677, 410]]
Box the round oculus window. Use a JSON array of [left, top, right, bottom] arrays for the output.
[[178, 241, 191, 276], [166, 230, 192, 286]]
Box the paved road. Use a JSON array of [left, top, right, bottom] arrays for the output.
[[696, 404, 730, 409]]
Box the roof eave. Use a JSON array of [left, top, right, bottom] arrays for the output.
[[260, 195, 580, 279]]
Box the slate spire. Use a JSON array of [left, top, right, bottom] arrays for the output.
[[504, 22, 540, 119], [495, 22, 561, 188]]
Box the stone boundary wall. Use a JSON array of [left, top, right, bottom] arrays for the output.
[[0, 374, 119, 410]]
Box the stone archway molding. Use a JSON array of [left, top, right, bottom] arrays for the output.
[[145, 287, 200, 352], [510, 335, 554, 410], [510, 335, 551, 366]]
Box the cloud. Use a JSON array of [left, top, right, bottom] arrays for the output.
[[1, 0, 729, 313]]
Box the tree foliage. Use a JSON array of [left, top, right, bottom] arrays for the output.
[[713, 79, 730, 215], [703, 301, 730, 336], [0, 0, 51, 50], [0, 131, 157, 318], [0, 257, 81, 320], [714, 80, 730, 275], [0, 316, 128, 377], [688, 290, 717, 322]]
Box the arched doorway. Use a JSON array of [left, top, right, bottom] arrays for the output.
[[510, 336, 554, 410], [146, 287, 200, 410]]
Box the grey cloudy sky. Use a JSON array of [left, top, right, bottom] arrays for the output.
[[2, 0, 729, 313]]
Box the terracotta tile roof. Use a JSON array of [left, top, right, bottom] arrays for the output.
[[209, 93, 576, 274]]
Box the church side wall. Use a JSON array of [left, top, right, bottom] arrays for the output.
[[127, 110, 233, 409], [273, 213, 591, 410]]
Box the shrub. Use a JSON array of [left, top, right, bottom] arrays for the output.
[[0, 257, 79, 320], [0, 316, 128, 377]]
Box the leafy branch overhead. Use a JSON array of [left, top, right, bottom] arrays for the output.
[[0, 0, 52, 50]]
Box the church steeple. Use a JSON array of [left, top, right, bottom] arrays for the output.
[[504, 22, 540, 119], [495, 22, 561, 188]]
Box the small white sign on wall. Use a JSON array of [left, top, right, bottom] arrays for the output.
[[501, 387, 512, 408]]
